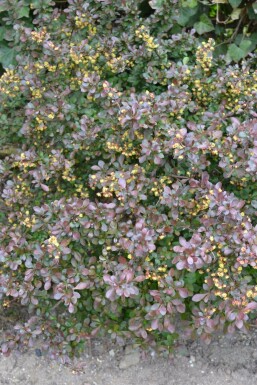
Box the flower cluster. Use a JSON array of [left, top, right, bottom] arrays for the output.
[[195, 39, 215, 71], [135, 25, 159, 51]]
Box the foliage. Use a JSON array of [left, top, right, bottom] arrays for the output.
[[148, 0, 257, 61], [1, 0, 257, 70], [1, 0, 257, 361]]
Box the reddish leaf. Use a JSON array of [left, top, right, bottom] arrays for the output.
[[151, 319, 159, 330], [118, 178, 126, 189], [40, 184, 49, 192], [178, 288, 189, 298], [245, 302, 257, 311], [74, 282, 88, 290], [192, 293, 207, 302]]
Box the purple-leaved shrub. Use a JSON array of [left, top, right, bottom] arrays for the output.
[[0, 0, 257, 361]]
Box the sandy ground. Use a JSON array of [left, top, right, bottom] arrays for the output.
[[1, 330, 257, 385]]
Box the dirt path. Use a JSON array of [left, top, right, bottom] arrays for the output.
[[1, 330, 257, 385]]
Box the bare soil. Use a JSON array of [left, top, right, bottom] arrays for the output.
[[1, 330, 257, 385]]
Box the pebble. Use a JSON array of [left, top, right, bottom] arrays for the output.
[[109, 349, 115, 357], [189, 355, 196, 363], [35, 349, 42, 357]]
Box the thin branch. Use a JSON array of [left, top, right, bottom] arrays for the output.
[[216, 4, 231, 25], [229, 11, 246, 43], [170, 174, 189, 180]]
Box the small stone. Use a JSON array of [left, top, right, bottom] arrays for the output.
[[189, 355, 196, 363], [252, 350, 257, 359], [109, 349, 115, 357], [35, 349, 42, 357], [119, 351, 140, 369]]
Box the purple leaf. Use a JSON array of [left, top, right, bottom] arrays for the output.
[[44, 281, 51, 291], [235, 319, 244, 329], [106, 288, 116, 301], [151, 319, 159, 330], [192, 293, 207, 302], [178, 288, 189, 298], [118, 178, 126, 189], [176, 261, 185, 270], [40, 184, 49, 192], [159, 305, 167, 316], [245, 302, 257, 310], [68, 303, 75, 313], [74, 282, 88, 290]]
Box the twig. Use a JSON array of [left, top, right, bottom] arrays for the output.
[[51, 300, 63, 312], [170, 174, 189, 180], [229, 12, 246, 43], [216, 4, 231, 25]]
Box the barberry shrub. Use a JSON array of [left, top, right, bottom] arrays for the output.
[[1, 0, 257, 360]]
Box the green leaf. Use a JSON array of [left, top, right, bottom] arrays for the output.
[[228, 0, 242, 8], [17, 6, 30, 18], [252, 2, 257, 14], [227, 40, 251, 61], [194, 14, 214, 34], [177, 7, 199, 26], [0, 3, 9, 12], [0, 27, 5, 42], [149, 0, 164, 9], [0, 45, 16, 67], [181, 0, 198, 8], [230, 8, 242, 20]]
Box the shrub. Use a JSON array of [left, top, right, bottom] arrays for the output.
[[2, 0, 257, 70], [1, 0, 257, 361]]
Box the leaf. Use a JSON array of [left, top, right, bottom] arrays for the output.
[[167, 323, 175, 333], [151, 319, 159, 330], [192, 293, 207, 302], [159, 305, 167, 316], [229, 0, 242, 7], [177, 7, 199, 27], [251, 200, 257, 209], [194, 14, 214, 35], [40, 183, 49, 192], [245, 302, 257, 310], [44, 281, 51, 291], [176, 261, 185, 270], [0, 45, 15, 68], [1, 343, 9, 354], [149, 0, 164, 9], [181, 0, 198, 8], [227, 40, 251, 61], [61, 246, 71, 254], [230, 8, 242, 20], [68, 303, 75, 313], [253, 2, 257, 14], [106, 288, 116, 301], [118, 178, 126, 189], [0, 3, 9, 12], [74, 282, 88, 290], [0, 27, 5, 42], [235, 319, 243, 329], [178, 288, 189, 298], [17, 6, 30, 18]]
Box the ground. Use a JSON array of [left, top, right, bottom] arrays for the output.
[[1, 329, 257, 385]]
